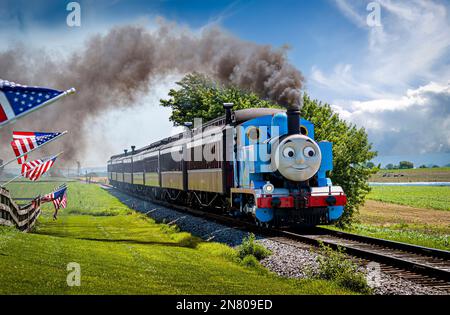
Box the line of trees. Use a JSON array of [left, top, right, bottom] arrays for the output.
[[383, 162, 444, 170], [384, 161, 414, 169]]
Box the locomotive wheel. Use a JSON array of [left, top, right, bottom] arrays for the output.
[[255, 219, 271, 229]]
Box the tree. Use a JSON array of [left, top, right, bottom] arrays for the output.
[[399, 161, 414, 169], [419, 165, 427, 168], [366, 162, 375, 168], [385, 163, 394, 170], [160, 73, 277, 125], [160, 73, 377, 227]]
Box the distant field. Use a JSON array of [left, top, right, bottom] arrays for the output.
[[370, 167, 450, 182], [0, 182, 354, 295], [367, 186, 450, 211]]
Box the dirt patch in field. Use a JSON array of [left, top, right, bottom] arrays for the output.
[[370, 168, 450, 182], [358, 200, 450, 227]]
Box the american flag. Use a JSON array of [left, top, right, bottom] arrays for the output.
[[53, 190, 67, 210], [22, 156, 57, 181], [0, 79, 75, 127], [41, 184, 66, 202], [11, 131, 62, 164], [42, 185, 67, 210]]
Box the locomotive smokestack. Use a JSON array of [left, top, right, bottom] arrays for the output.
[[223, 103, 234, 125], [286, 97, 302, 135]]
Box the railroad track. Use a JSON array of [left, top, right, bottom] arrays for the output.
[[101, 184, 450, 292], [276, 228, 450, 291]]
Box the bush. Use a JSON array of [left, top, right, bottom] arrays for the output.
[[311, 243, 372, 294], [240, 254, 269, 274], [177, 233, 200, 249], [241, 255, 260, 268], [237, 233, 271, 261]]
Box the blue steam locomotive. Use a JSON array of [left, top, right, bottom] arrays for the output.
[[107, 104, 346, 227]]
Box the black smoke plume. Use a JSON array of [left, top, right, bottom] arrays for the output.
[[0, 20, 304, 165]]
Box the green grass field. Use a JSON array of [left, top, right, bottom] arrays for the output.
[[0, 182, 355, 295], [347, 186, 450, 250], [367, 186, 450, 211]]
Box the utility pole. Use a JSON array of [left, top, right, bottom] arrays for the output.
[[131, 145, 135, 185], [76, 161, 81, 177]]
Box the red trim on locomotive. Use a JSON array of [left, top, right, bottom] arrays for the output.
[[256, 193, 347, 209], [257, 196, 294, 208]]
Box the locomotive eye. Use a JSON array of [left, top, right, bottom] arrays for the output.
[[303, 147, 316, 157], [283, 147, 295, 158]]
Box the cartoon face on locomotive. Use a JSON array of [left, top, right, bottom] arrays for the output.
[[107, 104, 347, 227]]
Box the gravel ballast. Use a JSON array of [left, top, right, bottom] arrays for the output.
[[106, 187, 447, 295]]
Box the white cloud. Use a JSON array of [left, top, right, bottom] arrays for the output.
[[310, 0, 450, 158], [312, 0, 450, 98], [311, 64, 390, 99], [332, 82, 450, 155], [334, 0, 368, 28]]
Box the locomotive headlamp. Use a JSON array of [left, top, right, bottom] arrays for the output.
[[263, 182, 275, 194]]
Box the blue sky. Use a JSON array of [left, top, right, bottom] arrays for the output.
[[1, 0, 367, 75], [0, 0, 449, 167]]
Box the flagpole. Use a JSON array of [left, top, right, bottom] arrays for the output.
[[0, 88, 76, 129], [1, 151, 64, 188], [1, 172, 25, 187], [0, 131, 68, 169]]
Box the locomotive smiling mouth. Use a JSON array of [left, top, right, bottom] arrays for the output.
[[290, 165, 310, 170]]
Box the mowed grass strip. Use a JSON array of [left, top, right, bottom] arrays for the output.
[[367, 186, 450, 211], [0, 182, 354, 294]]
